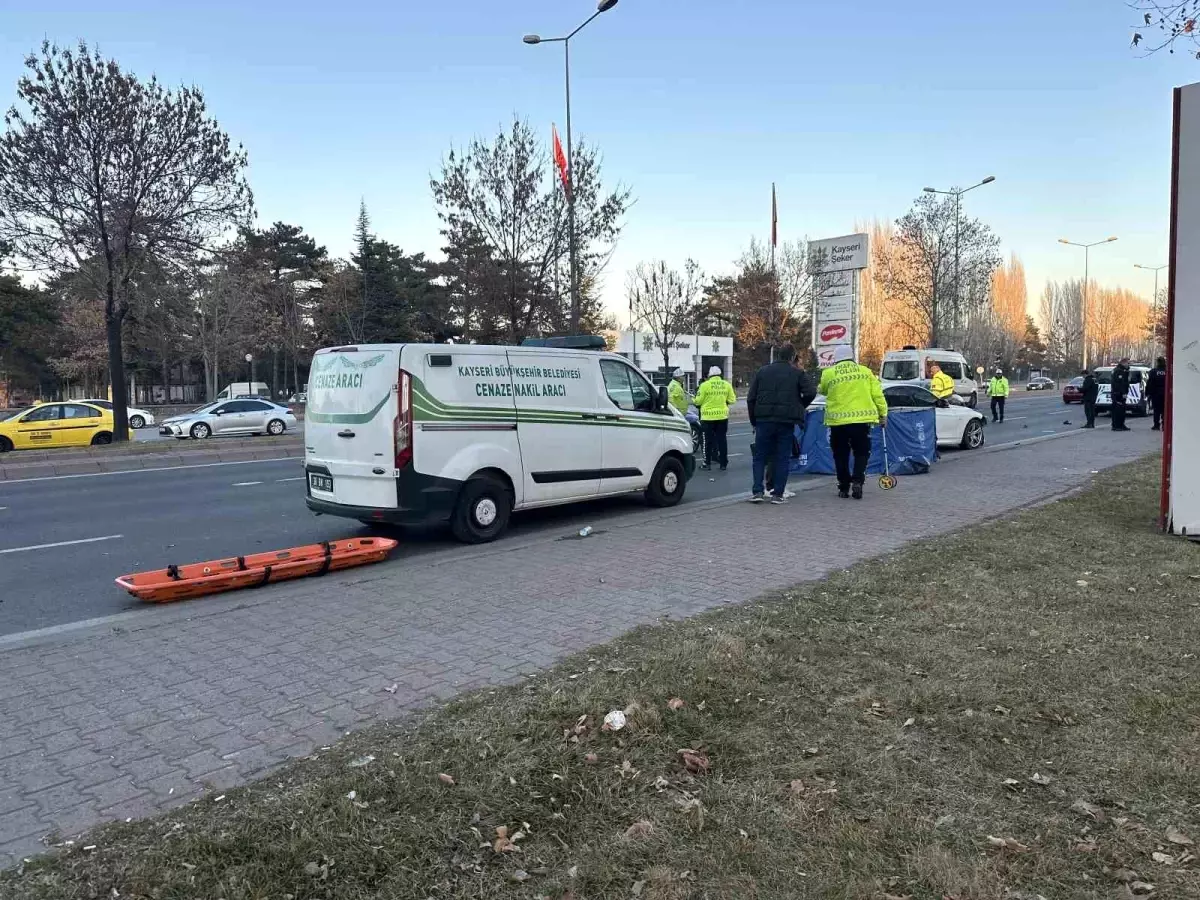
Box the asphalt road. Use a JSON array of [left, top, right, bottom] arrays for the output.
[[0, 393, 1094, 638]]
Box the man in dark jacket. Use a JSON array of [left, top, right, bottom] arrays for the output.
[[1111, 357, 1133, 432], [1081, 369, 1099, 429], [1148, 356, 1167, 431], [747, 345, 816, 503]]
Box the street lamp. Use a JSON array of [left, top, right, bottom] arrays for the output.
[[922, 175, 997, 346], [1059, 236, 1118, 370], [245, 353, 255, 385], [1134, 263, 1168, 355], [522, 0, 620, 333]]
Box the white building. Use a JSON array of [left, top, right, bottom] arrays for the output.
[[612, 332, 735, 391]]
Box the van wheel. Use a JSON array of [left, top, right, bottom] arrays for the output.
[[966, 391, 978, 408], [451, 476, 512, 544], [645, 455, 687, 508]]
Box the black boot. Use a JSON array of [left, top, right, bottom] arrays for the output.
[[837, 485, 850, 499], [851, 483, 863, 500]]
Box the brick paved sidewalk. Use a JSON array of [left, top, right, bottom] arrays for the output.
[[0, 429, 1160, 866]]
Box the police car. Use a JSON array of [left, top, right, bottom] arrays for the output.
[[304, 337, 696, 543], [1093, 365, 1150, 416]]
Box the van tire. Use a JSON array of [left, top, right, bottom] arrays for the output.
[[645, 455, 687, 508], [451, 475, 512, 544], [966, 391, 978, 409]]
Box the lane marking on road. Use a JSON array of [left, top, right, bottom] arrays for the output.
[[0, 534, 123, 555], [232, 481, 264, 487], [276, 476, 306, 483], [0, 456, 303, 486]]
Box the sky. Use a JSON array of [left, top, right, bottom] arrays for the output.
[[0, 0, 1192, 323]]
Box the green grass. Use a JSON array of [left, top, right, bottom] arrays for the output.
[[4, 456, 1198, 899]]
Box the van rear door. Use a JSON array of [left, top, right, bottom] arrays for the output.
[[306, 345, 400, 509]]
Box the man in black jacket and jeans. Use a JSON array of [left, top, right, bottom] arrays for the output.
[[747, 345, 817, 504]]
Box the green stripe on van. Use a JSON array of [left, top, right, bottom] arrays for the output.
[[306, 393, 391, 425], [309, 374, 690, 433]]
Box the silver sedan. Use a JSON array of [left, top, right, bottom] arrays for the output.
[[160, 399, 297, 440]]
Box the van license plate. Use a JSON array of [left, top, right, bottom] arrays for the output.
[[309, 473, 333, 493]]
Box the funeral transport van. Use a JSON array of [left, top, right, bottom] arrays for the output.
[[304, 336, 696, 543]]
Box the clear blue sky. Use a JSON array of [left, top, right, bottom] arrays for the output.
[[1, 0, 1191, 320]]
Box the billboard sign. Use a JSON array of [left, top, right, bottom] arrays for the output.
[[809, 234, 870, 274], [815, 344, 842, 367], [817, 293, 853, 320], [818, 322, 851, 344]]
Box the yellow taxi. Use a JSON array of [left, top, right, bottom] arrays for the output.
[[0, 401, 115, 452]]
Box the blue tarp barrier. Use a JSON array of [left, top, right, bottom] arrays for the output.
[[789, 407, 937, 476]]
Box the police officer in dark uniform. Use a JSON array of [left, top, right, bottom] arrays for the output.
[[1081, 369, 1099, 428], [1148, 356, 1167, 431], [1111, 357, 1133, 432]]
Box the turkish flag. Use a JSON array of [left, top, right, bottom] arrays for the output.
[[553, 125, 570, 195]]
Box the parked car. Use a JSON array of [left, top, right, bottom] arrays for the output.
[[0, 402, 114, 452], [881, 385, 986, 449], [1094, 365, 1150, 416], [78, 399, 157, 429], [809, 384, 986, 450], [1062, 377, 1084, 404], [1026, 377, 1056, 391], [160, 399, 297, 440]]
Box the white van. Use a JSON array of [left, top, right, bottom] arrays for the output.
[[303, 338, 696, 543], [880, 347, 979, 408], [216, 382, 270, 401]]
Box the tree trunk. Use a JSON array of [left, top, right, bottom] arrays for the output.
[[272, 349, 280, 401], [106, 310, 130, 442], [292, 354, 300, 398]]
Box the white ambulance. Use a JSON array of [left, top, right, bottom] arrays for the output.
[[303, 337, 696, 543]]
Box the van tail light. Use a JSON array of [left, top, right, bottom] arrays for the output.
[[394, 369, 413, 471]]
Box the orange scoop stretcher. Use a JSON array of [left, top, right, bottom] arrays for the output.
[[114, 537, 398, 603]]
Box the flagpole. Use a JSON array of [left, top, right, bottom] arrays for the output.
[[770, 183, 778, 363]]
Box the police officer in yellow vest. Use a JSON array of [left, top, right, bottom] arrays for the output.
[[667, 372, 689, 415], [818, 345, 888, 500], [987, 367, 1010, 423], [929, 363, 955, 401], [693, 365, 737, 470]]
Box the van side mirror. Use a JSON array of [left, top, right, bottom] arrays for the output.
[[656, 386, 669, 411]]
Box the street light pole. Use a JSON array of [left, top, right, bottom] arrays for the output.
[[1059, 236, 1118, 370], [923, 175, 996, 347], [1134, 263, 1168, 355], [523, 0, 619, 334]]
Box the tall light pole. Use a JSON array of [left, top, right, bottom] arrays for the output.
[[524, 0, 619, 334], [923, 175, 996, 346], [1059, 236, 1118, 369], [1135, 263, 1168, 355]]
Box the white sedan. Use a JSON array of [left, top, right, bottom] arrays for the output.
[[881, 385, 986, 449], [79, 399, 156, 429], [809, 385, 986, 450]]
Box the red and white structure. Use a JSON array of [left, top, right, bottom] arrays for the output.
[[1164, 82, 1200, 537]]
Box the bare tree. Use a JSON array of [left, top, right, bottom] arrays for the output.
[[1039, 280, 1084, 368], [877, 193, 1001, 347], [628, 260, 702, 376], [0, 42, 253, 439], [431, 117, 630, 341], [1131, 2, 1200, 56]]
